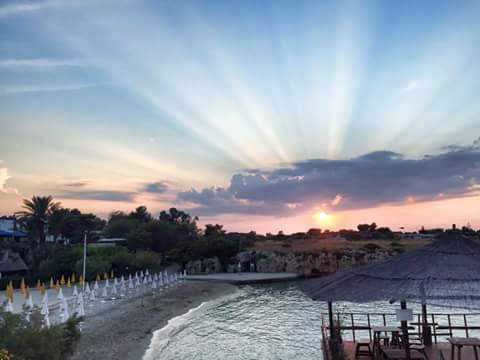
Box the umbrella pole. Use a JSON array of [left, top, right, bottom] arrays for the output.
[[400, 301, 411, 360]]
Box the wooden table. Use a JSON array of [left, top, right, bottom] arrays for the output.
[[448, 337, 480, 360], [372, 326, 402, 356], [381, 349, 425, 360]]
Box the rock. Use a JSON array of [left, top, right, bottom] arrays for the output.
[[186, 257, 223, 274]]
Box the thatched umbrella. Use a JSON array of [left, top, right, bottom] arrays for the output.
[[303, 232, 480, 358]]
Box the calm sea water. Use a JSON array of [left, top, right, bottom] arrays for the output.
[[144, 282, 480, 360]]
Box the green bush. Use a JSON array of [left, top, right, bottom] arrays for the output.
[[75, 256, 111, 280], [0, 310, 81, 360], [133, 251, 161, 271]]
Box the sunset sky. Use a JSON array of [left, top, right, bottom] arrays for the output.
[[1, 0, 480, 233]]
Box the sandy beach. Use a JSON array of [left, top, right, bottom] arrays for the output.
[[70, 281, 237, 360]]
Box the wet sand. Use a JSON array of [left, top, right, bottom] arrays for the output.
[[70, 281, 237, 360]]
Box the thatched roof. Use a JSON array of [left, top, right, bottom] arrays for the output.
[[303, 232, 480, 307], [0, 250, 28, 273]]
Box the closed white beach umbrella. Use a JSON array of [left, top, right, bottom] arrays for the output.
[[105, 278, 110, 288], [140, 270, 144, 278], [101, 285, 108, 298], [114, 277, 118, 286], [183, 269, 187, 277], [93, 280, 99, 291], [159, 276, 164, 288], [89, 289, 96, 301], [111, 283, 118, 296], [153, 273, 158, 281], [57, 287, 64, 300], [85, 282, 91, 295], [120, 280, 127, 293], [41, 294, 50, 327], [151, 280, 157, 290], [60, 297, 70, 322], [145, 269, 149, 276], [41, 292, 49, 314], [42, 310, 50, 327], [25, 293, 34, 309], [5, 299, 14, 313], [128, 277, 134, 289], [76, 293, 85, 317], [72, 284, 78, 297]]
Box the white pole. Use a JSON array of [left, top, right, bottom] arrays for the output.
[[82, 231, 87, 290]]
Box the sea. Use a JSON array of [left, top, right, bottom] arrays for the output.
[[143, 282, 480, 360]]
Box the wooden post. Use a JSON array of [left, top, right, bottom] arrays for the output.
[[328, 301, 335, 339], [401, 301, 411, 360], [422, 303, 432, 345], [328, 301, 339, 360]]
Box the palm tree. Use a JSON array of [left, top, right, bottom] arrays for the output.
[[20, 195, 60, 243]]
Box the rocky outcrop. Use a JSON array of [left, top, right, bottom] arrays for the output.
[[186, 249, 395, 276], [226, 249, 393, 276], [186, 257, 222, 274]]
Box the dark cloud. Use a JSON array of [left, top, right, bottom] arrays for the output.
[[64, 180, 89, 188], [58, 190, 136, 202], [178, 145, 480, 216], [144, 181, 169, 194]]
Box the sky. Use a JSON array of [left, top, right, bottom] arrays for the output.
[[1, 0, 480, 234]]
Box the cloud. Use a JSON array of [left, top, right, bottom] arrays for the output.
[[63, 180, 90, 188], [0, 58, 90, 69], [0, 167, 10, 191], [58, 190, 136, 202], [331, 194, 343, 206], [0, 82, 112, 96], [144, 181, 170, 194], [178, 144, 480, 216], [403, 80, 418, 92], [0, 0, 67, 17]]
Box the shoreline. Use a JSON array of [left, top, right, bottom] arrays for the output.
[[70, 281, 237, 360]]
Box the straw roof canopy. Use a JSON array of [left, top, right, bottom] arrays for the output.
[[0, 250, 28, 273], [303, 232, 480, 307]]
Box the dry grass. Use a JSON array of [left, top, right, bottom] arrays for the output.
[[252, 237, 430, 254]]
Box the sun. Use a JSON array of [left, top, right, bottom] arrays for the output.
[[313, 211, 331, 225]]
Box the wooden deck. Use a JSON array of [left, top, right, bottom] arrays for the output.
[[342, 341, 477, 360]]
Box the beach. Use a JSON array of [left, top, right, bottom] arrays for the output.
[[70, 281, 237, 360]]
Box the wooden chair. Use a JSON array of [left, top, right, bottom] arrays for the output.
[[355, 339, 373, 358]]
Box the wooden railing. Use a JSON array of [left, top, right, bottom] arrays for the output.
[[320, 315, 331, 360], [321, 312, 480, 344]]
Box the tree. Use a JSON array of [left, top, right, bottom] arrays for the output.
[[204, 224, 226, 238], [357, 224, 369, 233], [20, 195, 60, 244], [127, 227, 153, 251], [104, 218, 139, 238], [129, 206, 152, 223], [49, 208, 105, 243], [307, 228, 322, 237], [159, 208, 198, 225]]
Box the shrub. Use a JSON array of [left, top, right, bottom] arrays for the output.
[[133, 251, 161, 271], [0, 309, 81, 360]]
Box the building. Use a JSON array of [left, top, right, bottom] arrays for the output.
[[0, 216, 28, 241], [91, 237, 127, 247]]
